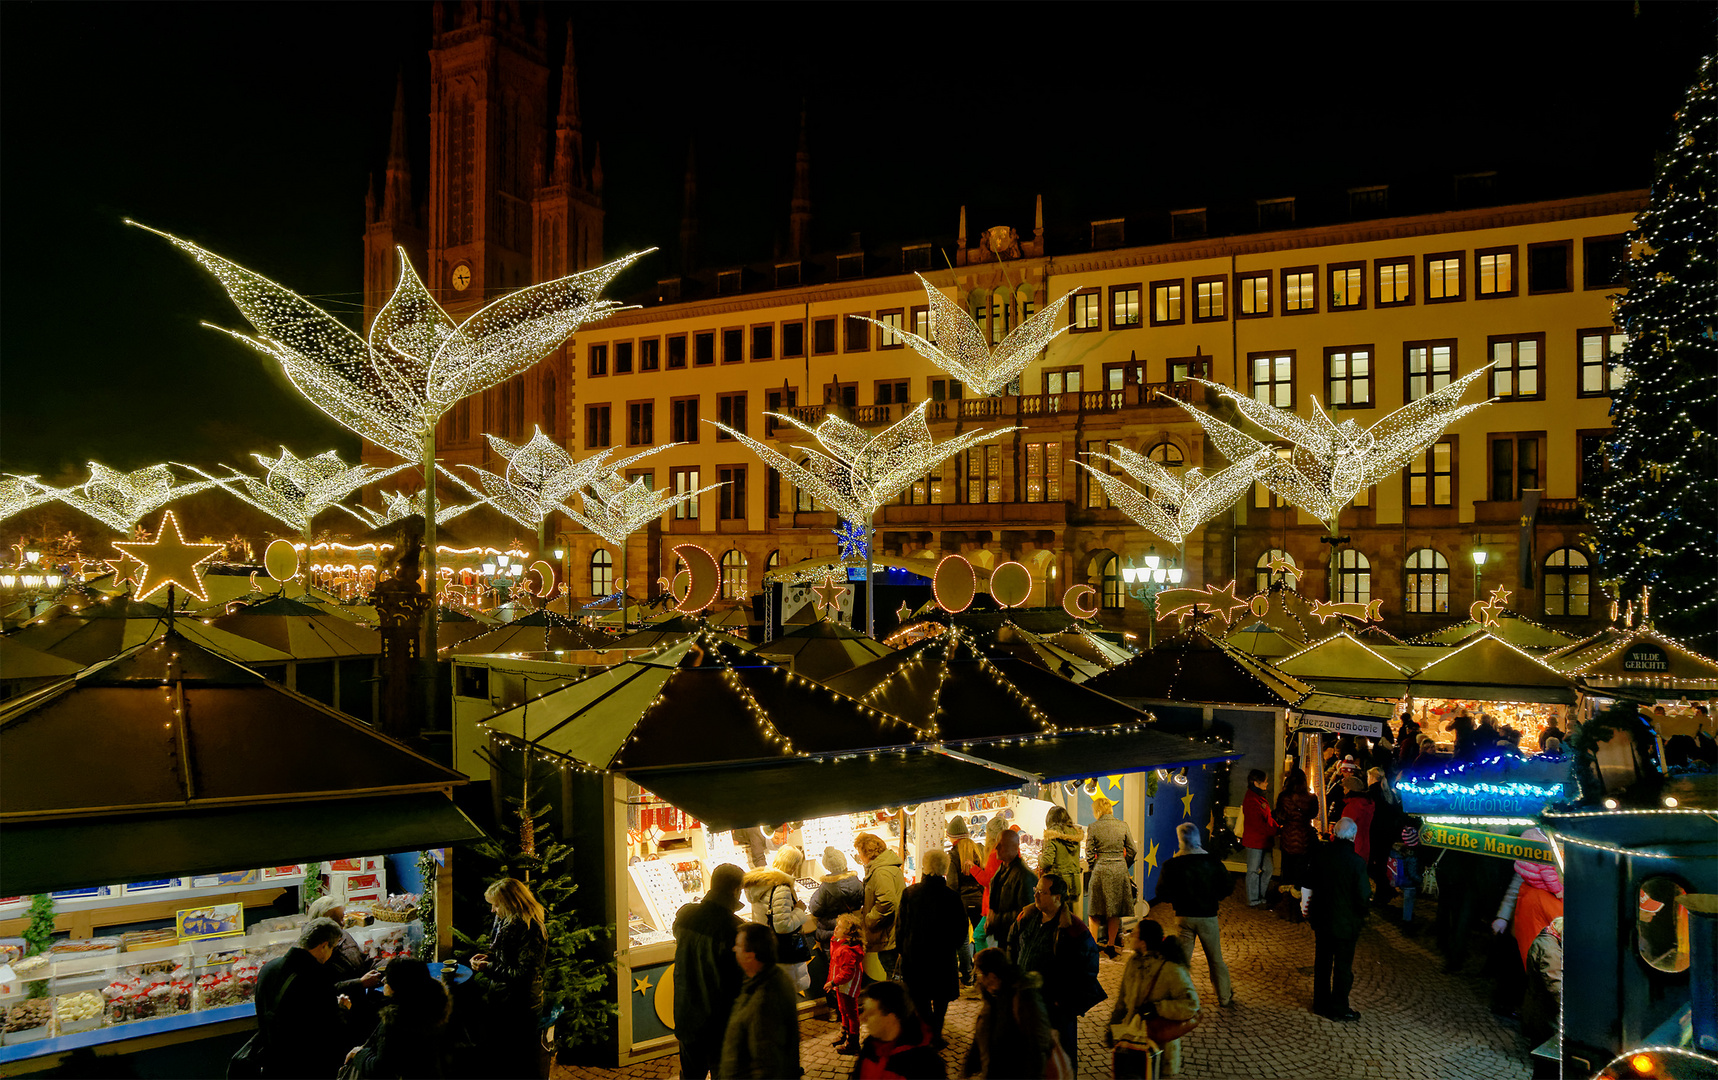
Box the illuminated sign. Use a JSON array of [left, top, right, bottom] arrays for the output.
[[1417, 822, 1555, 864], [1622, 644, 1670, 672]]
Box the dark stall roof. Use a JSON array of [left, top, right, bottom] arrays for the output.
[[1082, 634, 1306, 708]]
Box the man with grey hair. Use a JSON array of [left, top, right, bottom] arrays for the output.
[[897, 847, 968, 1045], [1153, 821, 1235, 1007], [246, 917, 350, 1077], [1302, 817, 1371, 1021]]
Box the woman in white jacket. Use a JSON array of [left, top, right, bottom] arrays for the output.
[[742, 846, 811, 989]]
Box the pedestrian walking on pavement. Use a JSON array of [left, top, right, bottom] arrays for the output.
[[1240, 768, 1279, 907], [896, 849, 967, 1046], [1007, 874, 1106, 1076], [963, 948, 1054, 1080], [944, 816, 984, 986], [850, 978, 946, 1079], [672, 863, 747, 1079], [1153, 822, 1235, 1007], [856, 832, 906, 981], [1105, 920, 1200, 1078], [986, 829, 1038, 955], [1301, 817, 1370, 1021], [1274, 768, 1320, 905], [720, 922, 803, 1079], [1085, 793, 1135, 958]]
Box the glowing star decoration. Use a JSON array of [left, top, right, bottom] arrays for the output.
[[107, 553, 145, 586], [1470, 584, 1516, 628], [57, 463, 223, 534], [709, 404, 1015, 532], [136, 224, 651, 463], [461, 428, 671, 534], [0, 474, 59, 523], [812, 572, 850, 616], [192, 448, 408, 533], [1182, 369, 1495, 533], [896, 600, 914, 623], [111, 510, 223, 602], [1076, 442, 1280, 547], [858, 273, 1077, 398], [1154, 580, 1252, 629], [833, 519, 869, 564]]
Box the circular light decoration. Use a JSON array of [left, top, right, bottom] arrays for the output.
[[1062, 583, 1100, 620], [933, 554, 976, 613], [527, 559, 557, 599], [263, 539, 300, 582], [673, 543, 719, 614], [1250, 594, 1270, 618], [990, 560, 1032, 608]]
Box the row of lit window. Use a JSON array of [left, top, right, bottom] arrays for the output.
[[1230, 547, 1593, 617]]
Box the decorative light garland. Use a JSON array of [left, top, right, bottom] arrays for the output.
[[855, 273, 1076, 398], [186, 448, 408, 533], [0, 474, 59, 523], [1076, 443, 1280, 548], [52, 463, 223, 534]]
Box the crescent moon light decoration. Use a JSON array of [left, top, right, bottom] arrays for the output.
[[673, 543, 720, 614], [527, 559, 557, 599], [1063, 583, 1101, 620]]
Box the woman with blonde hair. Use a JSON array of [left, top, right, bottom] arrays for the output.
[[473, 877, 547, 1078], [854, 832, 904, 979], [743, 844, 812, 989], [1086, 793, 1135, 958]]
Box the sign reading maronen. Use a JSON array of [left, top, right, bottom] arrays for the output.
[[1418, 822, 1555, 864]]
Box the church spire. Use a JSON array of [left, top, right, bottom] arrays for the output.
[[553, 21, 585, 189], [381, 71, 413, 225], [788, 100, 811, 261], [680, 140, 698, 276]]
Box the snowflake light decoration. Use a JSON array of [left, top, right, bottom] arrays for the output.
[[1075, 443, 1280, 547], [568, 471, 720, 548], [56, 463, 223, 534], [189, 448, 408, 533], [0, 474, 58, 523], [134, 224, 650, 461], [710, 403, 1015, 524], [460, 426, 668, 532], [857, 273, 1076, 398], [833, 519, 869, 563], [1183, 370, 1494, 532]]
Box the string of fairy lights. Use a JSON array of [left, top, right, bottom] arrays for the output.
[[184, 449, 408, 534]]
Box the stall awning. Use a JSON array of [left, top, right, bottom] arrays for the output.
[[961, 727, 1240, 784], [0, 792, 484, 895]]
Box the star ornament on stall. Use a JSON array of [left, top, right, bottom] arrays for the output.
[[107, 553, 145, 587], [896, 600, 914, 623], [134, 222, 652, 462], [812, 572, 850, 616], [633, 975, 653, 995], [1143, 839, 1161, 873], [111, 511, 223, 603], [1183, 368, 1495, 533], [1181, 788, 1197, 818], [857, 274, 1077, 398]]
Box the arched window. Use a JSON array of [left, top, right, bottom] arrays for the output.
[[1543, 548, 1591, 616], [720, 549, 748, 601], [1333, 549, 1372, 604], [590, 549, 614, 597], [1405, 549, 1450, 613], [1147, 441, 1186, 469], [990, 285, 1014, 345], [1255, 549, 1299, 592], [765, 550, 780, 575], [1091, 551, 1123, 610]]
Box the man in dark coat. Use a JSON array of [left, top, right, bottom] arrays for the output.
[[987, 830, 1038, 944], [672, 863, 747, 1079], [251, 917, 349, 1079], [720, 923, 801, 1079], [895, 849, 968, 1046], [1007, 874, 1104, 1077], [1153, 822, 1234, 1006], [1301, 817, 1371, 1021]]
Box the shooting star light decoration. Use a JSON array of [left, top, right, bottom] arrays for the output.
[[858, 273, 1076, 398], [1183, 369, 1495, 533]]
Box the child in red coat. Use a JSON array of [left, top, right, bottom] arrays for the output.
[[825, 912, 866, 1054]]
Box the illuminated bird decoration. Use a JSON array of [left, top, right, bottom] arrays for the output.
[[567, 471, 720, 548], [1182, 369, 1495, 533], [0, 474, 60, 524], [189, 448, 408, 533], [459, 426, 669, 533], [709, 403, 1015, 525], [133, 223, 650, 463], [858, 273, 1077, 398], [56, 463, 223, 534], [1075, 442, 1280, 548]]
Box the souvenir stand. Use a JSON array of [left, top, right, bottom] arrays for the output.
[[482, 628, 1239, 1066], [0, 632, 483, 1073]]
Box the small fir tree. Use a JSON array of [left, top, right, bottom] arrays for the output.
[[1593, 54, 1718, 648], [23, 895, 55, 999], [456, 755, 617, 1057]]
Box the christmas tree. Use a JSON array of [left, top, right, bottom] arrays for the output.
[[1593, 54, 1718, 649]]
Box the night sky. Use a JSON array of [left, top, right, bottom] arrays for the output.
[[2, 2, 1711, 481]]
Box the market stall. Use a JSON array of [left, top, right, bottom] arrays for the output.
[[749, 618, 894, 682], [0, 631, 482, 1072]]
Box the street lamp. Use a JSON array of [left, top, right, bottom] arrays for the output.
[[1472, 549, 1488, 604], [1121, 547, 1184, 650], [553, 547, 567, 614]]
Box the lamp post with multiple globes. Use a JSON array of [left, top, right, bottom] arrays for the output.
[[1120, 548, 1185, 650]]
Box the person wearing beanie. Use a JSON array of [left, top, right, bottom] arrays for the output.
[[808, 847, 864, 946], [946, 815, 983, 985], [672, 863, 747, 1078], [1153, 823, 1234, 1007]]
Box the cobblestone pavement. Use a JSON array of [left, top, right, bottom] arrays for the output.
[[555, 891, 1532, 1080]]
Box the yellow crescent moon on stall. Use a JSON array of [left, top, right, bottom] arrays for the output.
[[674, 544, 720, 614], [1063, 583, 1101, 620], [527, 560, 557, 599]]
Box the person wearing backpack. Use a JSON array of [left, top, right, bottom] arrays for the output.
[[1152, 823, 1235, 1008]]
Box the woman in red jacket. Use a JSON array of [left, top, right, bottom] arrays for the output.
[[1273, 768, 1320, 905], [1240, 768, 1279, 907], [1339, 776, 1375, 860]]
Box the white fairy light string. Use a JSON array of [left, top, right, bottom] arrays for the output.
[[56, 463, 223, 534], [460, 427, 672, 540], [0, 474, 59, 524], [189, 448, 408, 534], [858, 273, 1076, 398], [1183, 369, 1495, 533], [710, 403, 1016, 636], [1075, 442, 1280, 549], [138, 222, 650, 647]]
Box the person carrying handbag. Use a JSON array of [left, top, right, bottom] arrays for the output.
[[1240, 768, 1281, 907], [743, 848, 813, 992], [1105, 921, 1201, 1078]]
